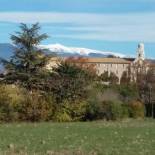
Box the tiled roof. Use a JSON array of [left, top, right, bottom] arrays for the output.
[[80, 58, 132, 64], [49, 57, 155, 67], [49, 57, 132, 64]]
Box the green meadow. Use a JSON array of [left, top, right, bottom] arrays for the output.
[[0, 119, 155, 155]]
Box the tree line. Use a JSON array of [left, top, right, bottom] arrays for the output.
[[0, 23, 154, 122]]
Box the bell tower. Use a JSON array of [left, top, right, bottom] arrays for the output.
[[137, 43, 145, 61]]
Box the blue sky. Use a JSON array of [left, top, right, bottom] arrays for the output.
[[0, 0, 155, 58]]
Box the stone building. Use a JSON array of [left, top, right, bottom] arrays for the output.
[[47, 43, 154, 82]]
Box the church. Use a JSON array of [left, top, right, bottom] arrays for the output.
[[47, 43, 155, 82]]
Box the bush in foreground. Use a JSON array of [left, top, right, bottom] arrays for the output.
[[53, 100, 88, 122], [19, 91, 54, 122], [0, 84, 25, 122], [0, 84, 55, 122], [129, 100, 145, 118], [0, 84, 145, 122]]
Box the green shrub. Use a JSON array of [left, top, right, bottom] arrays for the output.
[[69, 100, 88, 121], [98, 101, 112, 120], [0, 95, 10, 122], [0, 83, 145, 122], [117, 84, 139, 102], [0, 84, 21, 122], [85, 84, 115, 120], [121, 104, 130, 118], [19, 91, 54, 122], [129, 101, 145, 118], [85, 82, 133, 121], [4, 85, 25, 106], [53, 108, 72, 122], [110, 101, 129, 120], [99, 71, 119, 84], [0, 84, 55, 122], [86, 99, 130, 121], [53, 100, 87, 122], [85, 100, 100, 120]]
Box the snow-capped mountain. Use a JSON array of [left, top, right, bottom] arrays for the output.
[[39, 44, 126, 58], [0, 43, 126, 59]]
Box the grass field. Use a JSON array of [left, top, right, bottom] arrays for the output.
[[0, 119, 155, 155]]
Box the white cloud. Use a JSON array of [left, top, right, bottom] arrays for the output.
[[54, 31, 155, 42], [0, 12, 155, 42], [60, 25, 155, 42], [0, 12, 154, 25]]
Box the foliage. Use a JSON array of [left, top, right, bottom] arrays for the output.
[[53, 112, 72, 122], [85, 83, 142, 121], [100, 71, 109, 82], [0, 82, 145, 122], [0, 23, 148, 122], [137, 67, 155, 104], [69, 100, 88, 121], [0, 23, 51, 91], [92, 100, 129, 120], [19, 91, 54, 122], [53, 100, 88, 122], [50, 61, 95, 103], [110, 101, 129, 120], [109, 72, 119, 84], [0, 84, 13, 122], [85, 100, 100, 120], [116, 84, 139, 103], [100, 71, 119, 84], [129, 100, 145, 118], [66, 57, 97, 76], [0, 84, 27, 122], [0, 84, 55, 122], [84, 83, 106, 120], [4, 84, 25, 106], [120, 71, 131, 85], [86, 99, 130, 121]]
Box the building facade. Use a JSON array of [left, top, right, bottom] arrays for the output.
[[47, 43, 154, 82]]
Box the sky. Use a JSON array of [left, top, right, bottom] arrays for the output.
[[0, 0, 155, 58]]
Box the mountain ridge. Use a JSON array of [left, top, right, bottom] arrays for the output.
[[0, 43, 126, 59], [39, 43, 126, 58]]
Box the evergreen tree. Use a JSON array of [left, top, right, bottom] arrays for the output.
[[0, 23, 51, 90]]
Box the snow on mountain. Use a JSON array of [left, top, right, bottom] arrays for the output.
[[0, 43, 126, 59], [39, 44, 126, 58]]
